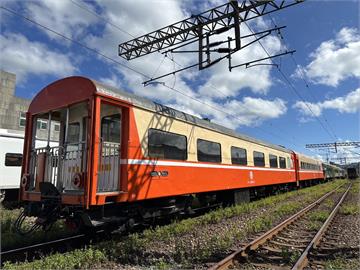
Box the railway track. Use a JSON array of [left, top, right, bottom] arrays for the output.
[[210, 182, 352, 270], [0, 233, 92, 265], [0, 202, 219, 266]]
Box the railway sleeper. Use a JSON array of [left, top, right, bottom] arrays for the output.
[[275, 235, 311, 243], [269, 239, 308, 249]]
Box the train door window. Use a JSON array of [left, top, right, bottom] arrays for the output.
[[67, 123, 80, 144], [279, 157, 286, 168], [101, 114, 121, 143], [253, 151, 265, 167], [269, 154, 278, 168], [98, 103, 122, 192], [148, 129, 187, 160], [231, 146, 247, 165], [197, 139, 221, 163], [5, 153, 22, 166]]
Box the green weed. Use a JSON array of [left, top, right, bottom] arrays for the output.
[[3, 247, 107, 270], [340, 204, 359, 215], [308, 210, 329, 222]]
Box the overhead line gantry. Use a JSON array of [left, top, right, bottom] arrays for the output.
[[118, 0, 304, 85]]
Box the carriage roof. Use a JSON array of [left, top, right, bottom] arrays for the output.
[[29, 76, 292, 154]]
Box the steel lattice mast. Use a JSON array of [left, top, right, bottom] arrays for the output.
[[118, 0, 304, 61]]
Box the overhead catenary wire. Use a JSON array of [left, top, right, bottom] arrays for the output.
[[0, 4, 304, 149], [268, 14, 340, 141], [243, 20, 338, 142], [69, 0, 183, 68], [1, 6, 150, 79], [67, 0, 304, 148]]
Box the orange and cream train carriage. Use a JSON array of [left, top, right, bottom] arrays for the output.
[[18, 76, 324, 231]]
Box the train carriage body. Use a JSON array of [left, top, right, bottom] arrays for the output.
[[295, 152, 324, 181], [18, 76, 324, 229], [20, 77, 297, 205]]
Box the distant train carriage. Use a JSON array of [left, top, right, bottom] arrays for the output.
[[295, 152, 324, 183], [17, 76, 326, 231], [322, 163, 346, 180], [0, 129, 24, 201], [0, 129, 58, 202], [347, 168, 358, 179]]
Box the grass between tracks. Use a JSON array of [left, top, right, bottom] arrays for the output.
[[0, 207, 72, 250], [4, 179, 349, 269]]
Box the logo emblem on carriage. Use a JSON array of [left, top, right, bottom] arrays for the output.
[[150, 171, 169, 177]]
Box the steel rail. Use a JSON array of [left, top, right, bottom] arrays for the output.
[[0, 234, 87, 264], [291, 183, 352, 270], [209, 182, 347, 270]]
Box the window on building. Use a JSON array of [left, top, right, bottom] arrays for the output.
[[5, 153, 22, 166], [279, 157, 287, 168], [148, 129, 187, 160], [19, 112, 26, 127], [67, 122, 80, 144], [197, 139, 221, 163], [269, 154, 278, 168], [253, 151, 265, 167], [37, 119, 48, 130], [231, 146, 247, 165], [54, 123, 60, 132], [101, 114, 121, 143], [1, 78, 8, 87]]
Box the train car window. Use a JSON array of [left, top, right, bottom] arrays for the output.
[[5, 153, 23, 166], [279, 157, 286, 168], [148, 129, 187, 160], [287, 157, 292, 168], [231, 146, 247, 165], [67, 122, 80, 143], [253, 151, 265, 167], [269, 154, 278, 168], [101, 114, 121, 143], [197, 139, 221, 163]]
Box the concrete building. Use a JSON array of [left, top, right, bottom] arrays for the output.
[[0, 70, 30, 133], [0, 70, 59, 140]]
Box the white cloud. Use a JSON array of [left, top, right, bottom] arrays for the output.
[[98, 73, 124, 89], [0, 33, 76, 83], [83, 1, 285, 127], [294, 27, 360, 86], [2, 0, 287, 128], [294, 88, 360, 117], [24, 0, 98, 41], [215, 97, 287, 128]]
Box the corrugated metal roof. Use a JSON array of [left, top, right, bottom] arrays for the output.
[[93, 79, 293, 154]]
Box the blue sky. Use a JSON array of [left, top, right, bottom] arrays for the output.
[[1, 0, 359, 163]]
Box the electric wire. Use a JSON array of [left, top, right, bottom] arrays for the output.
[[268, 14, 339, 141], [68, 0, 303, 148], [268, 15, 360, 163], [0, 5, 304, 149], [69, 0, 183, 68], [243, 20, 337, 142], [1, 6, 150, 80]]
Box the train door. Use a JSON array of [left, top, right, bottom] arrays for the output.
[[97, 102, 122, 192]]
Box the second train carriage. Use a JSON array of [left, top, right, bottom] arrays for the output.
[[18, 76, 325, 229]]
